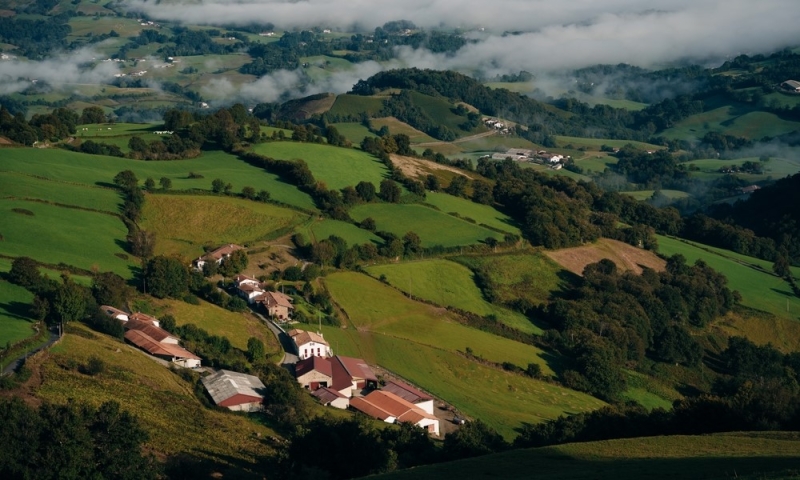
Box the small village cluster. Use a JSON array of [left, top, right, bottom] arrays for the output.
[[97, 244, 442, 435], [481, 117, 512, 135], [486, 148, 567, 169]]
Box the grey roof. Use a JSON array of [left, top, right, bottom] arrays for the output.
[[202, 369, 266, 405]]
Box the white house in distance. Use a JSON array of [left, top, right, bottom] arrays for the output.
[[202, 370, 266, 412], [350, 390, 440, 436], [289, 329, 332, 359], [193, 244, 244, 271]]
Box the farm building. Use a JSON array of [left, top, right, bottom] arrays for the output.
[[350, 390, 440, 436], [202, 370, 266, 412], [294, 355, 378, 398], [312, 386, 350, 409], [128, 312, 160, 328], [233, 274, 260, 288], [100, 305, 129, 322], [289, 329, 332, 359], [193, 244, 244, 270], [124, 330, 201, 368], [781, 80, 800, 92], [295, 355, 333, 390], [238, 282, 265, 304], [330, 355, 378, 397], [739, 185, 761, 194], [382, 380, 434, 415], [124, 320, 179, 344], [257, 291, 294, 319]]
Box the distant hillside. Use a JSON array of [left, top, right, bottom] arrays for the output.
[[376, 432, 800, 480], [546, 238, 666, 276]]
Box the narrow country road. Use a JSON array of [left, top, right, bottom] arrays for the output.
[[252, 310, 299, 365], [1, 327, 60, 376]]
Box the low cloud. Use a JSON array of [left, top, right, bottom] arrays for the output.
[[0, 48, 119, 95]]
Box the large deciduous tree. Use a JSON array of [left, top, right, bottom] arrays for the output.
[[143, 256, 189, 298]]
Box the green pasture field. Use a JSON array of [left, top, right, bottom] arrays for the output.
[[298, 218, 382, 246], [377, 432, 800, 480], [141, 194, 307, 258], [324, 273, 552, 371], [576, 154, 617, 173], [349, 203, 504, 247], [657, 235, 800, 320], [764, 91, 800, 107], [622, 190, 691, 201], [554, 136, 663, 151], [0, 148, 317, 211], [75, 123, 159, 137], [409, 91, 481, 138], [0, 279, 36, 346], [582, 95, 649, 111], [452, 251, 572, 308], [0, 171, 122, 212], [321, 323, 604, 439], [684, 156, 800, 182], [39, 324, 278, 466], [153, 297, 280, 355], [522, 163, 591, 182], [365, 259, 540, 334], [328, 94, 385, 117], [262, 126, 295, 138], [252, 142, 390, 190], [0, 258, 93, 287], [330, 122, 376, 145], [662, 105, 800, 140], [422, 192, 519, 235], [300, 55, 356, 82], [67, 16, 143, 39], [456, 135, 538, 153], [371, 117, 437, 144], [0, 199, 136, 278], [484, 81, 536, 93]]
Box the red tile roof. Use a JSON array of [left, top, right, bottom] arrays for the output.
[[260, 291, 294, 309], [124, 319, 177, 343], [350, 391, 436, 422], [207, 244, 244, 260], [289, 329, 328, 347], [295, 356, 332, 378], [330, 355, 377, 391], [125, 330, 200, 360], [128, 312, 159, 325], [100, 305, 128, 319]]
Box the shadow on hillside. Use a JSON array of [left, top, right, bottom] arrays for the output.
[[0, 300, 35, 322], [164, 451, 269, 480], [770, 287, 796, 298]]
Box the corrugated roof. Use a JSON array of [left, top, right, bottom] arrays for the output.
[[124, 320, 176, 343], [330, 355, 377, 391], [383, 380, 432, 404], [295, 356, 332, 378], [350, 391, 436, 422], [350, 396, 394, 420], [100, 305, 128, 318], [129, 312, 159, 324], [312, 386, 346, 404], [124, 330, 200, 360], [202, 370, 266, 406]]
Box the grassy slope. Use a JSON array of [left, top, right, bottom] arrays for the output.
[[328, 94, 384, 117], [662, 105, 800, 140], [252, 141, 390, 190], [0, 171, 123, 211], [0, 148, 316, 211], [319, 272, 606, 438], [452, 251, 572, 307], [349, 203, 504, 247], [554, 136, 662, 150], [622, 190, 691, 201], [371, 117, 437, 144], [319, 325, 604, 439], [298, 218, 383, 246], [0, 279, 36, 345], [657, 235, 800, 320], [37, 324, 276, 467], [685, 157, 800, 182], [330, 122, 376, 145], [140, 194, 307, 258], [0, 199, 136, 278], [152, 298, 281, 355], [422, 192, 521, 236], [364, 259, 540, 334], [377, 432, 800, 480]]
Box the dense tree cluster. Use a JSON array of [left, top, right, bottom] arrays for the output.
[[0, 16, 71, 58], [540, 256, 735, 400], [0, 398, 158, 479]]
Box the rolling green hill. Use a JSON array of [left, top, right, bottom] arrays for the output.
[[365, 259, 539, 334], [0, 279, 37, 346], [316, 272, 608, 439], [376, 432, 800, 480]]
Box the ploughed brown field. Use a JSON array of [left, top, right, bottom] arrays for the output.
[[546, 238, 666, 276]]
